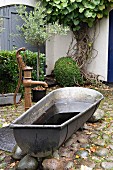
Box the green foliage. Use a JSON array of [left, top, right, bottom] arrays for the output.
[[42, 0, 113, 31], [0, 50, 45, 93], [21, 50, 46, 81], [16, 2, 69, 46], [54, 57, 83, 87], [16, 2, 69, 79]]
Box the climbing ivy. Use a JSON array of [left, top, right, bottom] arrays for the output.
[[42, 0, 113, 85], [42, 0, 113, 31]]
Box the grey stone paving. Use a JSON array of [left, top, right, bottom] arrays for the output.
[[1, 88, 113, 169]]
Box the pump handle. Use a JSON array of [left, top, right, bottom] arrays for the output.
[[16, 47, 26, 70], [14, 47, 26, 107]]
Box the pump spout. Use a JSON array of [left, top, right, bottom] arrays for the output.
[[23, 80, 48, 88]]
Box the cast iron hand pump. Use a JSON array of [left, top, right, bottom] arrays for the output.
[[14, 47, 48, 111]]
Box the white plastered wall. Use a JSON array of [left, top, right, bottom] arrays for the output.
[[87, 18, 109, 81], [46, 18, 109, 81], [46, 31, 75, 75], [0, 0, 37, 7]]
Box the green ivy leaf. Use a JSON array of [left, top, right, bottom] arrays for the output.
[[103, 9, 109, 16], [67, 5, 76, 12], [92, 13, 96, 18], [70, 0, 76, 2], [61, 2, 68, 8], [62, 9, 69, 15], [82, 1, 96, 9], [100, 0, 104, 5], [88, 21, 93, 27], [99, 5, 105, 10], [54, 0, 60, 4], [55, 4, 62, 9], [70, 12, 78, 19], [74, 19, 79, 25], [47, 9, 52, 14], [73, 3, 78, 8], [79, 7, 85, 13], [92, 0, 100, 6], [73, 25, 80, 31], [97, 13, 103, 18], [110, 3, 113, 7], [61, 0, 67, 2], [84, 10, 94, 18], [76, 0, 82, 2]]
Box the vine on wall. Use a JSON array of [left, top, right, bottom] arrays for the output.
[[42, 0, 113, 83]]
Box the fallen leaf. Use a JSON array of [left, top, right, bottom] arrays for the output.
[[90, 146, 97, 152], [86, 132, 92, 135], [80, 148, 85, 150], [75, 155, 80, 159], [10, 161, 19, 168]]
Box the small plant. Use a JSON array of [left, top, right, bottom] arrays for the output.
[[54, 57, 83, 87]]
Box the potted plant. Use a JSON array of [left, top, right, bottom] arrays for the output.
[[32, 86, 46, 102], [16, 2, 69, 101], [31, 53, 47, 102]]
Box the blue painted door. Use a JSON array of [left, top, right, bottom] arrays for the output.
[[108, 9, 113, 82]]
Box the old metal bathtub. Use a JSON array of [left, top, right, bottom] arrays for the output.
[[10, 87, 103, 157]]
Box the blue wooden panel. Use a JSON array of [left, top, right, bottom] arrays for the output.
[[108, 10, 113, 82], [0, 5, 45, 53]]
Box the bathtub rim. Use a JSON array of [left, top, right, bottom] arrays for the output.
[[10, 87, 104, 129]]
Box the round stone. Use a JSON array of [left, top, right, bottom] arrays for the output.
[[81, 143, 90, 149], [42, 158, 64, 170], [108, 144, 113, 150], [76, 150, 89, 158], [88, 109, 105, 123], [102, 134, 109, 140], [106, 156, 113, 161], [65, 161, 74, 169], [12, 145, 26, 160], [77, 137, 88, 144], [53, 150, 60, 159], [95, 148, 109, 157], [16, 155, 38, 170], [101, 162, 113, 169], [65, 139, 75, 147], [92, 139, 106, 146]]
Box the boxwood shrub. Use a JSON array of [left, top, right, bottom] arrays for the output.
[[0, 50, 45, 94], [54, 57, 83, 87]]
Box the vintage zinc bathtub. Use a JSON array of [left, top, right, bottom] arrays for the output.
[[10, 87, 103, 157], [0, 93, 21, 105]]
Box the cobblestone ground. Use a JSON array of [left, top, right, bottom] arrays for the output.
[[0, 87, 113, 169]]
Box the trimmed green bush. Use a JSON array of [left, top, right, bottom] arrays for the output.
[[54, 57, 83, 87], [0, 50, 45, 94]]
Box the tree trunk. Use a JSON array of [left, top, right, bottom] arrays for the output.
[[37, 45, 40, 80], [67, 24, 95, 70]]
